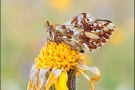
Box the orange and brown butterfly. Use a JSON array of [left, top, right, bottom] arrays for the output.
[[45, 13, 115, 53]]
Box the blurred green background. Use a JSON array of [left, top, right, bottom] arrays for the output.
[[1, 0, 134, 90]]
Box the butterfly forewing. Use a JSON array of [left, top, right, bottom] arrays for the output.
[[48, 13, 115, 53]]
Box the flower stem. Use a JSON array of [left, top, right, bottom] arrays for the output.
[[67, 68, 76, 90]]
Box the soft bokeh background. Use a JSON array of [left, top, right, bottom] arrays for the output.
[[1, 0, 134, 90]]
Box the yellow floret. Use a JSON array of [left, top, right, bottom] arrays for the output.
[[35, 41, 84, 71]]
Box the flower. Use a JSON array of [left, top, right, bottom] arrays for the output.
[[48, 0, 72, 11], [27, 41, 100, 90]]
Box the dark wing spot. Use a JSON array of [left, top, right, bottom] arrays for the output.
[[101, 38, 106, 43], [67, 36, 72, 39], [83, 13, 86, 18], [66, 29, 74, 35], [82, 23, 93, 31], [79, 35, 90, 43], [61, 25, 66, 29], [104, 22, 110, 26], [104, 34, 109, 39], [71, 17, 78, 24], [106, 30, 112, 35]]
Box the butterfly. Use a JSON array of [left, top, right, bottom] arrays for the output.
[[45, 13, 115, 53]]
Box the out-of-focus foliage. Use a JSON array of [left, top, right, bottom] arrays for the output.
[[1, 0, 134, 90]]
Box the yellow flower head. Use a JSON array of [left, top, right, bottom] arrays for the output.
[[27, 41, 100, 90], [35, 41, 83, 71]]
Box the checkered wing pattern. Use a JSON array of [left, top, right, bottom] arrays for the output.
[[47, 13, 115, 52]]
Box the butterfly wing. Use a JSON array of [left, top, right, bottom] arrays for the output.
[[55, 13, 115, 52]]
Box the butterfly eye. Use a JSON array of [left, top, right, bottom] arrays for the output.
[[48, 30, 54, 42], [49, 31, 52, 35]]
